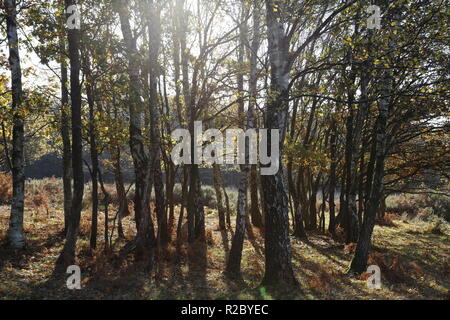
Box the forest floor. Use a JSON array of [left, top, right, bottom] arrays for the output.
[[0, 200, 449, 300]]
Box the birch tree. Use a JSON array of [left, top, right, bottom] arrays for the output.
[[115, 0, 156, 268], [5, 0, 26, 249], [56, 0, 84, 270]]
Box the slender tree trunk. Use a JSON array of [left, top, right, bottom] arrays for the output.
[[358, 150, 365, 222], [166, 162, 176, 236], [97, 168, 110, 252], [172, 0, 183, 125], [289, 99, 306, 238], [226, 175, 248, 277], [146, 0, 168, 246], [320, 181, 328, 232], [154, 162, 167, 245], [328, 119, 337, 235], [213, 164, 226, 230], [176, 166, 189, 246], [292, 167, 307, 238], [350, 66, 370, 239], [308, 172, 319, 230], [212, 165, 231, 227], [81, 46, 99, 251], [60, 39, 72, 236], [227, 5, 250, 276], [260, 0, 298, 288], [115, 0, 156, 268], [248, 2, 263, 229], [302, 93, 320, 231], [356, 33, 372, 222], [175, 0, 200, 244], [113, 148, 129, 238], [349, 88, 390, 273], [193, 166, 205, 240], [341, 38, 361, 244], [5, 0, 26, 249], [349, 20, 393, 271], [87, 82, 99, 250], [336, 175, 346, 227], [1, 121, 12, 172], [187, 170, 198, 243], [365, 123, 377, 209], [172, 0, 185, 244], [56, 0, 84, 270], [222, 177, 232, 227], [344, 108, 359, 243], [249, 166, 263, 228]]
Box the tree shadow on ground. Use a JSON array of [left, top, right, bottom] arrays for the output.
[[187, 239, 208, 299], [0, 231, 65, 272]]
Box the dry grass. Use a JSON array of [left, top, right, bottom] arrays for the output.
[[376, 213, 397, 227], [0, 172, 12, 204], [387, 193, 450, 222], [0, 181, 449, 300], [308, 266, 335, 293]]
